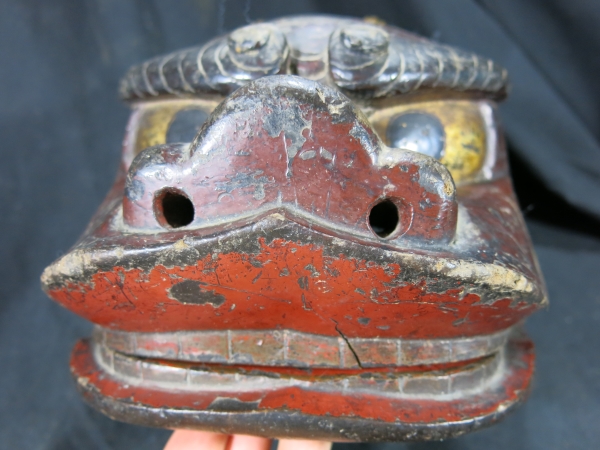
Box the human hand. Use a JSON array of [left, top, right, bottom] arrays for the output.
[[164, 430, 333, 450]]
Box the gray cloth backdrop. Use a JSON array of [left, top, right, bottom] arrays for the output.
[[1, 1, 599, 449]]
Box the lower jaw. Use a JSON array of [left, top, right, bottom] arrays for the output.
[[71, 327, 534, 442]]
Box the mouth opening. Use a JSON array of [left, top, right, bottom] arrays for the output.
[[93, 326, 514, 399]]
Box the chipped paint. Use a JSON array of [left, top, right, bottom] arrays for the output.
[[168, 280, 226, 307], [45, 233, 543, 339]]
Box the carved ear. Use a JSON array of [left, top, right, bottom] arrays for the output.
[[123, 76, 456, 244]]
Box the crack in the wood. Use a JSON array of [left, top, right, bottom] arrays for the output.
[[331, 319, 363, 369]]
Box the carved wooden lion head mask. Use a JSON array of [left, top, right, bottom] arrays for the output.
[[42, 16, 546, 442]]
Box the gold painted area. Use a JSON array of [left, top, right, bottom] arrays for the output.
[[363, 16, 386, 26], [368, 100, 487, 183], [131, 98, 487, 183], [133, 99, 220, 155]]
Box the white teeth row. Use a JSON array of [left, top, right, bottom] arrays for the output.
[[96, 325, 513, 369], [94, 339, 505, 400]]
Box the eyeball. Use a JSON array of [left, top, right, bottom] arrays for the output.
[[370, 101, 488, 183], [130, 99, 219, 157], [166, 108, 208, 144], [386, 112, 445, 159]]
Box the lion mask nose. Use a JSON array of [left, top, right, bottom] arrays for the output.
[[123, 75, 457, 244]]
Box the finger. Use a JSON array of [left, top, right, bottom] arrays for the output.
[[277, 439, 333, 450], [227, 434, 272, 450], [164, 430, 229, 450]]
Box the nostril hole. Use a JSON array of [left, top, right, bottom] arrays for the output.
[[369, 199, 400, 238], [155, 189, 195, 228]]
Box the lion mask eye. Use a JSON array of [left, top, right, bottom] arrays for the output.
[[166, 108, 208, 144], [371, 100, 489, 184], [386, 112, 445, 159], [130, 100, 218, 157]]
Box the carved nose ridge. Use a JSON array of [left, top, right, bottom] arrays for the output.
[[123, 75, 457, 244]]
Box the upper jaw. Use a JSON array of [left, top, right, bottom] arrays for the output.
[[42, 75, 546, 340]]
